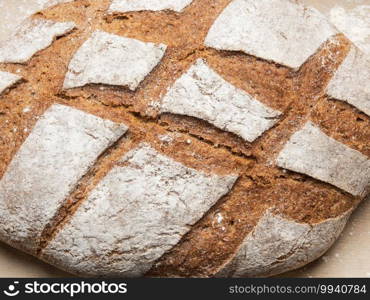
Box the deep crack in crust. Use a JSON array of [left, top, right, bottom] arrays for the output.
[[0, 0, 368, 277]]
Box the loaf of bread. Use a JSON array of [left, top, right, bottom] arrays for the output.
[[0, 0, 369, 277]]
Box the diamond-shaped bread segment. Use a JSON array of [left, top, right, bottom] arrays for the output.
[[63, 31, 167, 91]]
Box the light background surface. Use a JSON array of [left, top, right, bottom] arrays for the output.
[[0, 0, 369, 277]]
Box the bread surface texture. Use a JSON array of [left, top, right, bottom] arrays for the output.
[[0, 0, 369, 277]]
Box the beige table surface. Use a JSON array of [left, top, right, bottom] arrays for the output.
[[0, 0, 369, 278]]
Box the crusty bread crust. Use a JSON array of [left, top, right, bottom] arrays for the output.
[[0, 0, 369, 277]]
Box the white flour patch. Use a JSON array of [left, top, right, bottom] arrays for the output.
[[277, 122, 370, 197], [0, 18, 75, 63], [205, 0, 337, 69], [329, 5, 370, 54]]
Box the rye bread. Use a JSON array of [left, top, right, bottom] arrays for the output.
[[0, 0, 369, 277]]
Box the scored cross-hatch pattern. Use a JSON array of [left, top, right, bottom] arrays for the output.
[[109, 0, 194, 13], [42, 144, 238, 276], [0, 0, 369, 277], [0, 0, 240, 276], [0, 15, 239, 278], [0, 104, 128, 252]]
